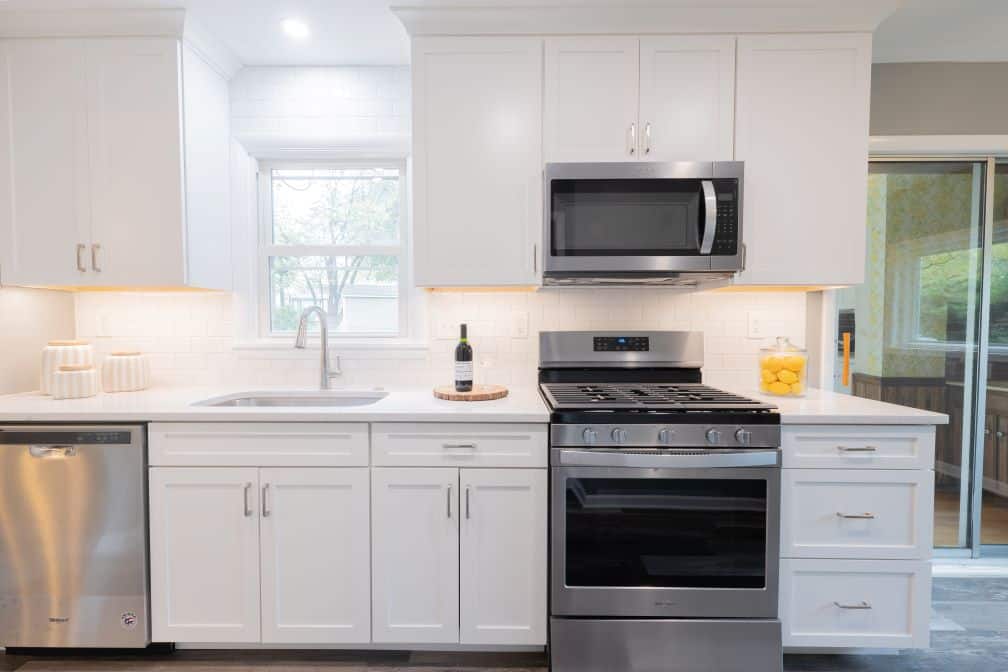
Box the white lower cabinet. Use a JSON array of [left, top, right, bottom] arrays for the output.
[[150, 466, 371, 644], [149, 467, 262, 643], [371, 467, 460, 644], [371, 467, 548, 646], [780, 559, 931, 649], [260, 468, 371, 644]]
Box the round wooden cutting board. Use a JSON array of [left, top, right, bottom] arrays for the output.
[[433, 384, 509, 401]]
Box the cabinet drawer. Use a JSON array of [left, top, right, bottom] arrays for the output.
[[149, 423, 369, 467], [780, 559, 930, 650], [782, 425, 935, 470], [782, 469, 933, 559], [372, 423, 547, 468]]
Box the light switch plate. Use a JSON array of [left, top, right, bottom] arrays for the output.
[[511, 312, 529, 338], [747, 311, 768, 339]]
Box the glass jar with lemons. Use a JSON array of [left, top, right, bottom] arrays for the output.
[[758, 336, 807, 397]]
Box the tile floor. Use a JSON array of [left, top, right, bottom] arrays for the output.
[[3, 578, 1006, 671]]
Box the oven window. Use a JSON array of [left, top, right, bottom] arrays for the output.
[[564, 477, 767, 589], [550, 179, 702, 256]]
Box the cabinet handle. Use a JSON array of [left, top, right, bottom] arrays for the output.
[[443, 443, 476, 450], [837, 446, 877, 453], [833, 601, 872, 610], [985, 428, 992, 436], [997, 431, 1005, 439], [644, 122, 652, 154], [262, 483, 270, 517], [446, 484, 452, 519], [76, 244, 87, 272], [533, 244, 537, 274], [836, 511, 875, 520], [629, 123, 637, 155], [465, 486, 471, 519], [90, 243, 101, 272], [243, 482, 253, 517]]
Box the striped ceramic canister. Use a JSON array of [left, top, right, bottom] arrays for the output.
[[101, 352, 151, 393], [40, 340, 95, 394], [50, 365, 99, 400]]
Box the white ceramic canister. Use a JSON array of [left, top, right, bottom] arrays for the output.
[[50, 365, 99, 400], [40, 340, 94, 394], [101, 351, 151, 393]]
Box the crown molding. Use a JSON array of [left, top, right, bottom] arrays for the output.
[[392, 1, 902, 36], [0, 8, 184, 38], [183, 15, 242, 80]]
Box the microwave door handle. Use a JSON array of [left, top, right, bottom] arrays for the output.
[[699, 180, 717, 255]]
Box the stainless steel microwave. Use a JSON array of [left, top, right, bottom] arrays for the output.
[[543, 161, 744, 286]]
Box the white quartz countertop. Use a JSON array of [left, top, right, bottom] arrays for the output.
[[0, 386, 552, 424], [0, 385, 948, 425], [746, 387, 949, 425]]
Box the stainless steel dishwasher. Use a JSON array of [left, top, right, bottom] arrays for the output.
[[0, 425, 150, 648]]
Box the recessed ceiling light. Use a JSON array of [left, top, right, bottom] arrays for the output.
[[281, 18, 310, 40]]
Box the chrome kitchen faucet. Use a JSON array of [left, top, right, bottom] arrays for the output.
[[294, 305, 342, 390]]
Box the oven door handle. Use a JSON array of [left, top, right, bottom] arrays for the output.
[[558, 448, 780, 469], [699, 179, 717, 255]]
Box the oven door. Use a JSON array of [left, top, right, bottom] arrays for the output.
[[544, 161, 743, 276], [551, 449, 780, 619]]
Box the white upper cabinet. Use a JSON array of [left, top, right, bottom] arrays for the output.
[[734, 33, 871, 286], [638, 36, 735, 161], [412, 37, 542, 287], [0, 39, 90, 287], [544, 37, 639, 162], [0, 37, 231, 289], [544, 35, 736, 163]]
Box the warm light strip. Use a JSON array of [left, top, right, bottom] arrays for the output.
[[425, 286, 540, 293], [702, 285, 842, 293], [16, 285, 223, 293]]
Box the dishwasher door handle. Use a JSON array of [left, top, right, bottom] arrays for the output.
[[28, 445, 78, 459]]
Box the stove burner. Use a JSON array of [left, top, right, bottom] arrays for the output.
[[541, 383, 773, 411]]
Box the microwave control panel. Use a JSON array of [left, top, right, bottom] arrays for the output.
[[711, 179, 739, 256]]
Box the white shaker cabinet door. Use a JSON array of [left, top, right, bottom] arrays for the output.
[[734, 33, 871, 286], [85, 37, 186, 286], [412, 37, 542, 287], [0, 39, 91, 286], [544, 36, 640, 162], [638, 35, 735, 162], [260, 468, 371, 644], [149, 467, 261, 643], [460, 468, 547, 645], [371, 467, 460, 643]]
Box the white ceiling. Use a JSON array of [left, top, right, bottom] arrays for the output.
[[4, 0, 1008, 66]]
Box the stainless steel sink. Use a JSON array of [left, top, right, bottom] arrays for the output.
[[193, 390, 388, 408]]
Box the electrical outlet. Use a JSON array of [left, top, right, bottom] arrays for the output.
[[747, 311, 768, 339], [511, 312, 529, 338], [435, 319, 456, 340]]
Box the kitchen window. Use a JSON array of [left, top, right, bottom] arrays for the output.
[[258, 162, 407, 338]]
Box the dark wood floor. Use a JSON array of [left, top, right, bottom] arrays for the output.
[[4, 578, 1008, 671]]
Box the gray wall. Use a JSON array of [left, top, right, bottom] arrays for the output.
[[0, 288, 75, 394], [871, 62, 1008, 135]]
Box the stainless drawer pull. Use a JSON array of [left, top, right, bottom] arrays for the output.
[[446, 485, 452, 519], [443, 443, 476, 450], [76, 244, 87, 272], [243, 482, 253, 517], [837, 446, 877, 453], [262, 483, 270, 517], [837, 512, 875, 519], [834, 600, 872, 610], [465, 486, 471, 519], [90, 243, 101, 272]]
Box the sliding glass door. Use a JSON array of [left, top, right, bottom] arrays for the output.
[[833, 158, 1007, 555]]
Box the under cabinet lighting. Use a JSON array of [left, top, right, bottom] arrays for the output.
[[281, 18, 310, 40]]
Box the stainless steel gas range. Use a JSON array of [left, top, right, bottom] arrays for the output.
[[540, 331, 783, 672]]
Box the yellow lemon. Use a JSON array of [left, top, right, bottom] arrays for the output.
[[761, 369, 778, 384], [783, 355, 806, 372], [768, 381, 791, 395], [790, 382, 804, 395], [777, 369, 798, 385], [761, 356, 784, 373], [760, 381, 771, 392]]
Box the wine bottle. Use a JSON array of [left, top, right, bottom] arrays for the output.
[[454, 324, 473, 392]]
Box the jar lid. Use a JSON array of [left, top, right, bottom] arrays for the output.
[[48, 340, 89, 346], [58, 364, 94, 372]]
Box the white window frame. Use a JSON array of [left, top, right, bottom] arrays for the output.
[[256, 159, 410, 340]]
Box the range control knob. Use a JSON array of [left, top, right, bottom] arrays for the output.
[[611, 428, 628, 444], [582, 428, 598, 445], [705, 428, 721, 445], [658, 428, 674, 445], [735, 428, 753, 446]]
